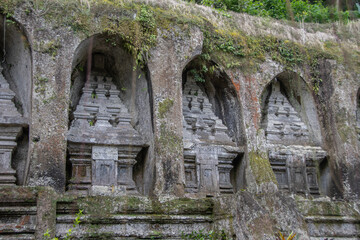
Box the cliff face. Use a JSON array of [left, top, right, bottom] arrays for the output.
[[0, 0, 359, 239]]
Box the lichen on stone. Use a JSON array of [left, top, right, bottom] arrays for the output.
[[248, 150, 277, 185], [158, 98, 174, 119]]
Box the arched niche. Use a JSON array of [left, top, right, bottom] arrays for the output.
[[261, 71, 322, 146], [67, 34, 154, 196], [0, 15, 31, 186], [261, 71, 332, 197], [181, 56, 246, 196]]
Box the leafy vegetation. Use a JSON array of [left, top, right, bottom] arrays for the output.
[[185, 0, 359, 23], [44, 209, 83, 240], [276, 231, 296, 240]]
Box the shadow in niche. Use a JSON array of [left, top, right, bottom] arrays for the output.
[[319, 157, 342, 198], [133, 147, 149, 195], [65, 149, 71, 191], [230, 153, 245, 192], [356, 88, 360, 137], [319, 158, 330, 195], [67, 34, 154, 195], [12, 127, 29, 185], [182, 56, 246, 195]]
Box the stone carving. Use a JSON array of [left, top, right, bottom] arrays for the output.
[[182, 75, 242, 195], [268, 148, 326, 195], [263, 80, 309, 145], [0, 65, 27, 185], [67, 54, 147, 195], [263, 79, 326, 196]]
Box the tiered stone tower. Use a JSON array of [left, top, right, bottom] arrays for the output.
[[182, 74, 242, 196], [264, 81, 310, 144], [0, 65, 28, 185], [67, 54, 147, 195], [263, 80, 326, 196]]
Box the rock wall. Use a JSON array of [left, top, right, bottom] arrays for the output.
[[0, 0, 359, 239]]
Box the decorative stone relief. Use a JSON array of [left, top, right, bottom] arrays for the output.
[[263, 79, 326, 196], [0, 66, 27, 185], [263, 80, 310, 145], [268, 147, 326, 195], [67, 54, 147, 195], [182, 75, 242, 195]]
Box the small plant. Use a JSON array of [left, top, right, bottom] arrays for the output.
[[190, 69, 206, 83], [34, 75, 49, 94], [276, 231, 296, 240], [35, 40, 61, 59], [91, 91, 97, 99], [44, 209, 83, 240]]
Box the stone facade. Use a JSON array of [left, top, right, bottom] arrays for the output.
[[0, 1, 360, 239]]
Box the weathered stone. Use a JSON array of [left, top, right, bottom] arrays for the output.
[[268, 147, 326, 196], [0, 187, 38, 240], [262, 78, 328, 197], [67, 54, 147, 195], [0, 1, 359, 239], [263, 80, 310, 145], [55, 196, 214, 239], [297, 198, 360, 240], [182, 75, 243, 196], [0, 66, 28, 186]]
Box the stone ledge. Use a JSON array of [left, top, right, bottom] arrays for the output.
[[56, 214, 213, 224], [305, 215, 360, 223], [297, 199, 360, 239]]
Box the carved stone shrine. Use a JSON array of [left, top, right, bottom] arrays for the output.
[[67, 54, 147, 195], [182, 74, 242, 196], [263, 80, 326, 196], [0, 65, 28, 185]]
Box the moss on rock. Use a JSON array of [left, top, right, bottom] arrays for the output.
[[249, 151, 277, 185], [158, 98, 174, 119], [2, 0, 358, 85]]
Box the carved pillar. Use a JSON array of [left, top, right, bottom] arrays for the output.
[[218, 149, 238, 194], [0, 127, 20, 185], [0, 66, 27, 185], [184, 148, 197, 193]]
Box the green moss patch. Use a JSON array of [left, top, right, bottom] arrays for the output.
[[156, 123, 183, 156], [297, 199, 360, 218], [158, 98, 174, 119], [249, 151, 277, 185]]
